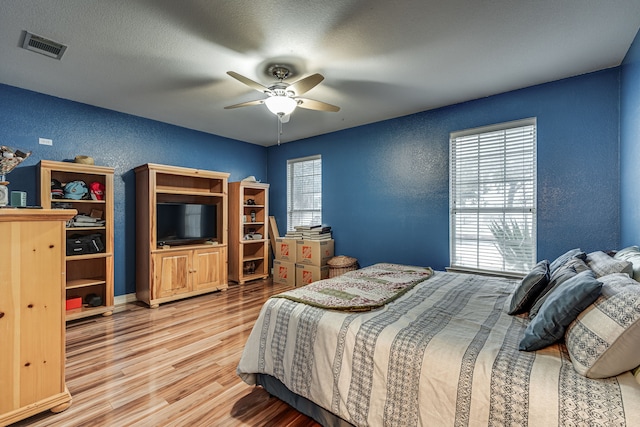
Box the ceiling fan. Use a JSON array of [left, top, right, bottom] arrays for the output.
[[224, 64, 340, 124]]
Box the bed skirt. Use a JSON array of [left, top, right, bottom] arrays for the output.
[[256, 374, 354, 427]]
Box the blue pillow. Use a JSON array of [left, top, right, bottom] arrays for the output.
[[519, 270, 602, 351], [508, 260, 550, 315], [528, 257, 590, 318], [549, 248, 587, 273]]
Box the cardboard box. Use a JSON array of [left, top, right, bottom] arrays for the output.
[[296, 239, 334, 266], [65, 296, 82, 310], [296, 263, 330, 286], [273, 260, 296, 286], [274, 238, 298, 262]]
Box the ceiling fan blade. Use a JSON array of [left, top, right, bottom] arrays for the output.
[[296, 98, 340, 112], [224, 99, 265, 109], [288, 73, 324, 96], [227, 71, 269, 93]]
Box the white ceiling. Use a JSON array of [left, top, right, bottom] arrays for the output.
[[1, 1, 640, 146]]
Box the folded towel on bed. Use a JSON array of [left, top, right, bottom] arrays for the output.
[[271, 263, 434, 311]]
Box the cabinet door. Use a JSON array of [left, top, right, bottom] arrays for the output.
[[0, 220, 65, 414], [154, 252, 190, 298], [192, 247, 226, 291]]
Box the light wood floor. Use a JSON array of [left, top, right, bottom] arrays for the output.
[[11, 279, 320, 427]]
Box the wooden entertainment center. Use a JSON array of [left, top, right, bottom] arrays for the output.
[[135, 163, 229, 308]]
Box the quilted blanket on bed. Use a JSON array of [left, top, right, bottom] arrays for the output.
[[237, 264, 640, 427], [271, 263, 434, 311]]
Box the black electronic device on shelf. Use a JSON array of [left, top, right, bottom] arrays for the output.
[[156, 202, 217, 246]]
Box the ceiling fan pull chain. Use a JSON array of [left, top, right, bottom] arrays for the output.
[[277, 116, 282, 145]]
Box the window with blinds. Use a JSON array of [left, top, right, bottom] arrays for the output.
[[449, 118, 536, 275], [287, 155, 322, 231]]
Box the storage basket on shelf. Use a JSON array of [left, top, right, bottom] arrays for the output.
[[327, 255, 358, 278]]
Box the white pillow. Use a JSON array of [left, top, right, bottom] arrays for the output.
[[614, 246, 640, 281], [565, 273, 640, 378], [586, 251, 632, 278]]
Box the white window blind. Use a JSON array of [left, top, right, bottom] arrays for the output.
[[450, 118, 537, 275], [287, 155, 322, 231]]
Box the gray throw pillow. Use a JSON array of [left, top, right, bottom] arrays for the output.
[[529, 257, 590, 318], [508, 260, 550, 315], [549, 248, 587, 274], [519, 270, 603, 351], [586, 251, 633, 278], [613, 246, 640, 281]]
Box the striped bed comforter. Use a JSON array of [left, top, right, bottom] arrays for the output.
[[237, 264, 640, 426]]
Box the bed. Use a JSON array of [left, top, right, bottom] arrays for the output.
[[237, 255, 640, 426]]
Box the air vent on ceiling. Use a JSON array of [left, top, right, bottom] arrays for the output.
[[21, 31, 67, 60]]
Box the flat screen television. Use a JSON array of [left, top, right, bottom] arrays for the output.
[[156, 202, 217, 246]]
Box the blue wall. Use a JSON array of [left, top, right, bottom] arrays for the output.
[[0, 84, 268, 297], [0, 63, 627, 296], [621, 29, 640, 246], [268, 69, 622, 271]]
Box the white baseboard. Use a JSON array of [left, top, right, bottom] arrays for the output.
[[114, 293, 137, 306]]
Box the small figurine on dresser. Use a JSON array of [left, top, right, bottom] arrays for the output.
[[0, 146, 31, 206]]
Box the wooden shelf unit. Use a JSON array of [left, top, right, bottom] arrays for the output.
[[135, 163, 229, 308], [229, 181, 270, 284], [38, 160, 115, 321], [0, 209, 76, 425]]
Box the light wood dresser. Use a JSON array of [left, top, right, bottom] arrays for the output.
[[0, 208, 76, 426]]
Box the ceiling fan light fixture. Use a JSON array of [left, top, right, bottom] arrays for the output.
[[264, 96, 297, 116]]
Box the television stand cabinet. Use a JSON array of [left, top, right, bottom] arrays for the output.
[[134, 163, 229, 308]]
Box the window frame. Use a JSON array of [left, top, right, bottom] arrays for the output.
[[287, 154, 322, 231], [449, 118, 537, 276]]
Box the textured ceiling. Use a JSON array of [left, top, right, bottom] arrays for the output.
[[1, 0, 640, 146]]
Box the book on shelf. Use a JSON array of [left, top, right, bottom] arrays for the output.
[[67, 214, 106, 227], [70, 221, 106, 227], [74, 214, 101, 223]]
